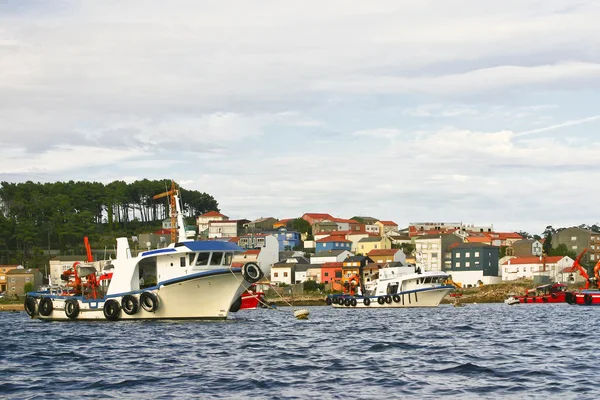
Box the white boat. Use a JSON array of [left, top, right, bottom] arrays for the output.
[[23, 184, 267, 321], [326, 265, 454, 308], [504, 295, 520, 305]]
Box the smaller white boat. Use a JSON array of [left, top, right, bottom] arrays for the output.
[[504, 295, 520, 305], [326, 264, 453, 308]]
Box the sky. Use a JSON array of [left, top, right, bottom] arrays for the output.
[[1, 0, 599, 236]]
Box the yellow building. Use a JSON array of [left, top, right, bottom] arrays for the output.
[[356, 236, 392, 255]]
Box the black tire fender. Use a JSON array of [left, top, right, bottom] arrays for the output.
[[121, 294, 139, 315], [24, 296, 38, 317], [64, 298, 80, 320], [103, 299, 121, 321], [242, 262, 264, 284], [38, 297, 53, 316], [385, 295, 392, 304], [393, 295, 401, 303], [377, 297, 385, 305], [140, 291, 159, 312], [326, 297, 332, 305], [363, 298, 371, 306]]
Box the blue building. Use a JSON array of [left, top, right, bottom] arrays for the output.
[[275, 227, 303, 251], [316, 235, 352, 253], [449, 243, 501, 287]]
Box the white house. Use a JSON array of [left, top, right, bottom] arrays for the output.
[[501, 255, 575, 282], [197, 211, 228, 235], [310, 249, 353, 265], [271, 257, 310, 285]]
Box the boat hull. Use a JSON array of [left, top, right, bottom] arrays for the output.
[[329, 287, 453, 308], [567, 291, 600, 306], [240, 292, 265, 310], [26, 270, 247, 321], [516, 292, 569, 304]]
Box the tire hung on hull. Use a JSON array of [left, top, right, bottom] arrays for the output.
[[121, 294, 139, 315], [64, 298, 80, 319], [242, 262, 264, 284], [103, 299, 121, 321], [140, 291, 159, 313], [24, 296, 38, 317], [39, 297, 53, 316]]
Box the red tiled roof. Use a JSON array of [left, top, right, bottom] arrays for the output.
[[333, 218, 359, 224], [465, 237, 492, 243], [316, 236, 352, 243], [322, 262, 343, 268], [367, 249, 399, 256], [200, 211, 226, 217], [330, 230, 352, 236], [303, 213, 334, 220], [503, 256, 563, 265], [378, 221, 397, 226]]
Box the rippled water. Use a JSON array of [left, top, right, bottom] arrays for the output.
[[2, 303, 599, 399]]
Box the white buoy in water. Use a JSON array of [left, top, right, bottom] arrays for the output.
[[294, 309, 310, 320]]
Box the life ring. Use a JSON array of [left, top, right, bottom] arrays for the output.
[[393, 295, 401, 303], [121, 294, 139, 315], [326, 297, 332, 305], [64, 298, 80, 319], [103, 299, 121, 321], [565, 293, 575, 304], [385, 295, 392, 304], [229, 296, 242, 312], [584, 294, 593, 305], [344, 298, 351, 307], [38, 297, 53, 316], [140, 291, 159, 312], [242, 262, 263, 284], [551, 293, 557, 299], [377, 297, 385, 305], [363, 298, 371, 306], [24, 296, 38, 317], [351, 298, 357, 307]]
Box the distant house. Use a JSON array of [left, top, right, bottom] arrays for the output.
[[356, 236, 392, 255], [414, 234, 463, 272], [316, 236, 353, 253], [342, 255, 374, 289], [244, 217, 278, 233], [450, 243, 501, 287], [313, 220, 339, 235], [197, 211, 228, 237], [375, 221, 398, 236], [0, 265, 21, 293], [208, 219, 250, 238], [311, 250, 353, 264], [301, 213, 334, 226], [510, 239, 543, 257], [367, 248, 406, 265], [271, 257, 310, 285], [272, 227, 303, 251], [501, 255, 575, 282], [6, 268, 44, 296], [321, 262, 343, 290], [552, 227, 598, 264]]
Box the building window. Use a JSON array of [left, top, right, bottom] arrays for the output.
[[474, 252, 480, 257], [431, 252, 438, 259], [284, 272, 288, 277], [475, 261, 480, 268], [456, 253, 461, 258], [455, 262, 460, 268], [466, 262, 470, 267], [274, 272, 279, 277], [571, 236, 576, 241], [25, 277, 31, 282], [572, 246, 578, 250], [465, 252, 470, 257], [10, 278, 16, 283]]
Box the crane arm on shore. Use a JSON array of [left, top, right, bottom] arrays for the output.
[[571, 248, 590, 289]]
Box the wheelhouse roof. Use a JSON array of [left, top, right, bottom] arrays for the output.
[[179, 241, 243, 252]]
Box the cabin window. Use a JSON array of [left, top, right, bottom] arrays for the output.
[[210, 252, 224, 265], [195, 253, 210, 266], [180, 257, 186, 267], [424, 277, 432, 284], [223, 252, 233, 266], [139, 259, 157, 289], [387, 283, 399, 294], [188, 254, 195, 265]]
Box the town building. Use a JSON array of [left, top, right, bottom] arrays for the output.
[[449, 243, 501, 287], [375, 220, 398, 236], [501, 255, 575, 282], [509, 239, 543, 257], [6, 267, 44, 297], [310, 249, 353, 264], [356, 236, 392, 255], [414, 234, 463, 271], [321, 262, 343, 290], [208, 219, 250, 238], [366, 248, 407, 266], [552, 227, 597, 264], [271, 257, 310, 285], [243, 217, 278, 233], [197, 211, 228, 237], [0, 265, 20, 293], [272, 227, 303, 251], [315, 236, 353, 253]]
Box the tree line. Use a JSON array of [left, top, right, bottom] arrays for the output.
[[0, 179, 219, 266]]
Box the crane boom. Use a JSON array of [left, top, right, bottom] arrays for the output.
[[571, 248, 589, 289], [153, 181, 179, 243]]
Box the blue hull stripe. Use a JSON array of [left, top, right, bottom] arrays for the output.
[[27, 268, 242, 301]]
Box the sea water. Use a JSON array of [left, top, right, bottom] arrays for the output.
[[1, 303, 598, 399]]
